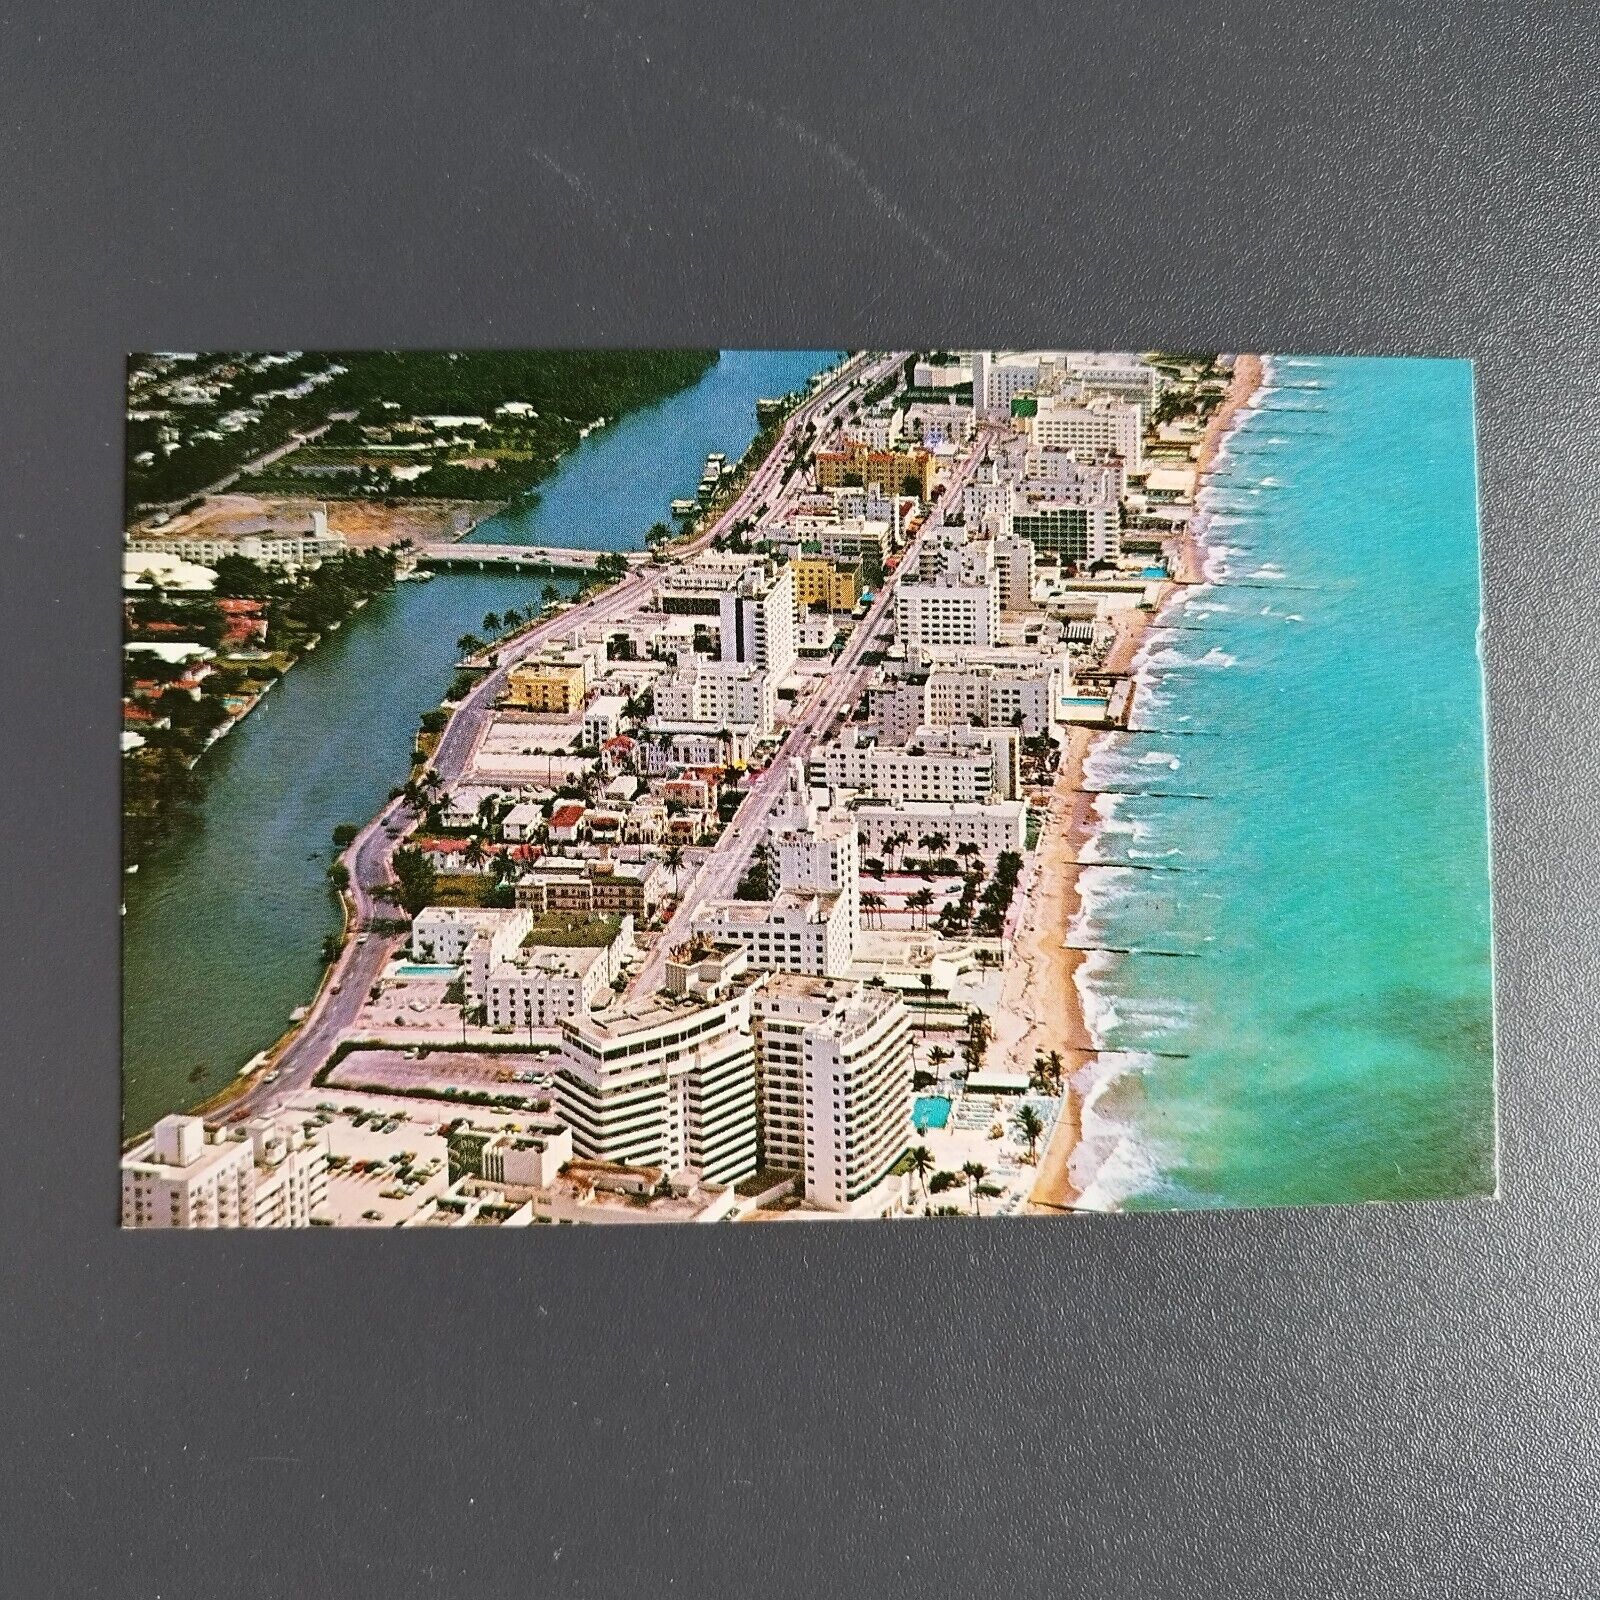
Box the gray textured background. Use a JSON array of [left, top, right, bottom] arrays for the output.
[[3, 2, 1596, 1594]]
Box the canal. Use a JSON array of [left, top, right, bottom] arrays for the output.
[[122, 349, 839, 1137]]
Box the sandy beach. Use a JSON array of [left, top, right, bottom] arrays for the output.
[[1025, 354, 1263, 1213]]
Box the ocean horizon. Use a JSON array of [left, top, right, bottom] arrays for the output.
[[1070, 355, 1496, 1209]]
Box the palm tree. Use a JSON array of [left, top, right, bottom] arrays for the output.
[[1012, 1103, 1046, 1164], [860, 891, 884, 929], [482, 611, 501, 635], [463, 833, 488, 870], [927, 1044, 952, 1070], [540, 582, 560, 612], [908, 886, 935, 929], [962, 1160, 987, 1215], [908, 1144, 935, 1211], [663, 843, 686, 893], [502, 607, 523, 630], [456, 632, 482, 658], [918, 971, 935, 1033], [967, 1010, 993, 1053]]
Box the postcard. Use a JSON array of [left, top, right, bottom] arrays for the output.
[[120, 349, 1495, 1225]]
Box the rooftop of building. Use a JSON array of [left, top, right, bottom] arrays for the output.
[[518, 911, 624, 950]]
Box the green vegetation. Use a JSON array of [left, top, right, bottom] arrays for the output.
[[391, 846, 438, 916], [127, 350, 718, 513], [121, 547, 398, 861], [519, 912, 622, 949], [735, 841, 774, 901]]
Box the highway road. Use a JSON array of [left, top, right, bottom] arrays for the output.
[[220, 351, 904, 1116]]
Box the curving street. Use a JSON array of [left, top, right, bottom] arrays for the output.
[[222, 351, 902, 1115]]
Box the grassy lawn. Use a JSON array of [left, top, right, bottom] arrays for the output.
[[520, 912, 623, 948], [429, 874, 500, 908]]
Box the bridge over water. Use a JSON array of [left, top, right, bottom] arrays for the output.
[[414, 542, 641, 573]]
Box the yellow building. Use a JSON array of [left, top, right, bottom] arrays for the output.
[[504, 657, 588, 713], [792, 555, 862, 613], [814, 441, 935, 500]]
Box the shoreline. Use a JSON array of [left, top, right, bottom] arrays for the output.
[[136, 358, 859, 1143], [1027, 354, 1263, 1212]]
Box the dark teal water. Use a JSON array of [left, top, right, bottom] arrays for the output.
[[121, 350, 837, 1137], [1071, 356, 1495, 1209], [468, 349, 841, 547]]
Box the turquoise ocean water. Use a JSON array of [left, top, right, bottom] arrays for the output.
[[1071, 356, 1496, 1209]]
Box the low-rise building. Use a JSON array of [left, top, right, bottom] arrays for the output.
[[472, 911, 633, 1031], [582, 694, 629, 748], [411, 905, 531, 966], [447, 1117, 573, 1187], [851, 798, 1027, 859], [808, 728, 1000, 805], [814, 440, 935, 501], [791, 554, 863, 613], [503, 655, 589, 713], [514, 857, 664, 920]]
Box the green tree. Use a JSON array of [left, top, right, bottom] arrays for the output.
[[962, 1160, 988, 1215], [1012, 1103, 1046, 1164], [392, 845, 437, 917], [908, 1144, 935, 1211], [664, 843, 686, 893]]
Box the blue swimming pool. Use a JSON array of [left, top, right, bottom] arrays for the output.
[[912, 1094, 952, 1131], [393, 963, 457, 980]]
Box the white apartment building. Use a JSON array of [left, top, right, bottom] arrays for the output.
[[127, 506, 346, 569], [1025, 395, 1143, 468], [719, 561, 797, 679], [895, 572, 1000, 649], [751, 975, 914, 1214], [903, 402, 976, 450], [698, 891, 855, 980], [906, 723, 1021, 800], [582, 694, 629, 748], [923, 658, 1064, 737], [121, 1114, 329, 1229], [468, 913, 632, 1027], [870, 678, 931, 744], [808, 729, 999, 804], [652, 659, 776, 734], [852, 798, 1027, 859], [1021, 450, 1127, 501], [412, 905, 531, 966], [1060, 353, 1161, 412], [970, 350, 1049, 420], [555, 987, 761, 1185], [844, 408, 903, 451], [913, 356, 973, 390]]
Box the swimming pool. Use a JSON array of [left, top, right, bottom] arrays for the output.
[[912, 1094, 952, 1131], [393, 963, 458, 981]]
